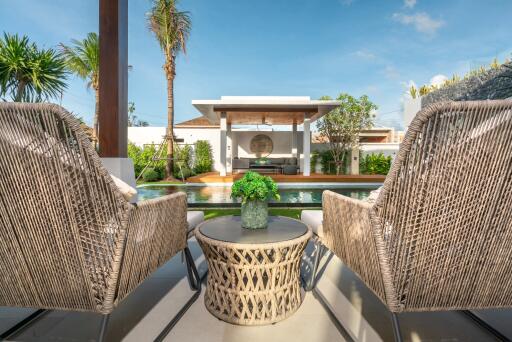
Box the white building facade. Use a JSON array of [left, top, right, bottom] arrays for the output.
[[128, 96, 402, 175]]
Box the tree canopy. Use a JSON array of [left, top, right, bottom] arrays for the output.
[[317, 93, 377, 175], [0, 33, 67, 102]]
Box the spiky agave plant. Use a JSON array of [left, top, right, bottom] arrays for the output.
[[408, 85, 418, 99]]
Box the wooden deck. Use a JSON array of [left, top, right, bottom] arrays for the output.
[[186, 172, 386, 184]]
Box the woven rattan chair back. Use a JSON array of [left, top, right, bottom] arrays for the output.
[[0, 103, 129, 312], [374, 100, 512, 311]]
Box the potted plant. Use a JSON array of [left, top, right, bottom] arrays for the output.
[[231, 171, 280, 229]]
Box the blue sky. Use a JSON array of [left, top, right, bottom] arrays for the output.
[[1, 0, 511, 129]]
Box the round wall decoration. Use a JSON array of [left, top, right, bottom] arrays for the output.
[[250, 134, 273, 157]]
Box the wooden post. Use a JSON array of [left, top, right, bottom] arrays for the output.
[[98, 0, 128, 157]]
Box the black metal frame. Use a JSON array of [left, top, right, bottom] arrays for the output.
[[304, 240, 325, 291], [391, 313, 402, 342], [0, 309, 48, 340], [461, 310, 510, 342], [1, 246, 202, 342], [153, 247, 202, 342]]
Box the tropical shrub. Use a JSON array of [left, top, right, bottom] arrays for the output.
[[142, 168, 160, 182], [173, 144, 194, 179], [320, 150, 349, 174], [128, 142, 165, 180], [194, 140, 213, 174], [360, 153, 392, 175], [231, 172, 280, 203], [310, 152, 319, 173]]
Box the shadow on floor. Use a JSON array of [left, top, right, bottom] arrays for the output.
[[1, 239, 207, 342], [309, 240, 512, 342]]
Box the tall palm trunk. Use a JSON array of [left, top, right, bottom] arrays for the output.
[[15, 79, 26, 102], [93, 87, 99, 149], [165, 59, 175, 179]]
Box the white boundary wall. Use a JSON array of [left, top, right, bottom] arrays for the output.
[[128, 127, 400, 173]]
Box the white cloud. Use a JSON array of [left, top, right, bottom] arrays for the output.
[[382, 65, 400, 80], [365, 85, 380, 95], [354, 50, 377, 60], [430, 74, 448, 87], [404, 0, 417, 9], [392, 12, 444, 35]]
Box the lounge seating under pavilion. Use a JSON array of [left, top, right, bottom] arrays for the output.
[[305, 100, 512, 341], [0, 103, 201, 341]]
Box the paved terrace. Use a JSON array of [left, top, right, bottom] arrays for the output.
[[2, 237, 510, 341]]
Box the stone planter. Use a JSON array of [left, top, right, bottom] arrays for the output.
[[241, 200, 268, 229]]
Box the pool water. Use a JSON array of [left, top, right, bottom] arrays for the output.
[[137, 184, 379, 206]]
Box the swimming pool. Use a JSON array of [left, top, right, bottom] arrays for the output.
[[137, 183, 380, 207]]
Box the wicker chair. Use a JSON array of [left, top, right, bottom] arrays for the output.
[[0, 103, 201, 341], [315, 100, 512, 341]]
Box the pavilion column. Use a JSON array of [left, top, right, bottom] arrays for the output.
[[98, 0, 136, 200], [232, 131, 238, 159], [220, 112, 227, 176], [303, 116, 311, 176], [350, 146, 360, 175], [227, 123, 232, 174], [291, 121, 298, 159]]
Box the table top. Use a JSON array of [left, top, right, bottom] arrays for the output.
[[197, 216, 309, 244]]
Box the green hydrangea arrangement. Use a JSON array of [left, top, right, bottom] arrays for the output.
[[231, 171, 280, 203]]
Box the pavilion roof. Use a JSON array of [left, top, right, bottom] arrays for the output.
[[175, 116, 220, 128], [192, 96, 341, 125]]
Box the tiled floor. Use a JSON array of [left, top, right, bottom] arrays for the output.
[[1, 239, 511, 342]]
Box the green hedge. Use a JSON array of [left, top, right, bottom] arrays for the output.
[[173, 144, 195, 179], [194, 140, 213, 174], [310, 152, 319, 173], [360, 153, 392, 175], [128, 143, 165, 180], [319, 150, 349, 175], [129, 141, 214, 181], [142, 167, 160, 182]]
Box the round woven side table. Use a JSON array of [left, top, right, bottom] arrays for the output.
[[194, 216, 311, 326]]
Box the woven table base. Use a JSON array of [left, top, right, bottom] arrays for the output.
[[196, 228, 311, 325]]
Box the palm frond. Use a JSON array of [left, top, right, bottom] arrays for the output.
[[147, 0, 191, 59], [60, 32, 99, 89], [0, 32, 67, 102]]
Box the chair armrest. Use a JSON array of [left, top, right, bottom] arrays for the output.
[[322, 190, 388, 304], [114, 192, 188, 306]]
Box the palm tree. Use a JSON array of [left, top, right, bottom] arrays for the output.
[[0, 33, 67, 102], [60, 33, 100, 146], [147, 0, 191, 179]]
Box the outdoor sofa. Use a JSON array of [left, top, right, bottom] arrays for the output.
[[0, 103, 201, 341], [232, 157, 299, 174], [304, 100, 512, 341]]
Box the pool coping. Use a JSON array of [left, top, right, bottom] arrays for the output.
[[138, 182, 380, 207], [187, 203, 324, 208], [138, 182, 383, 188]]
